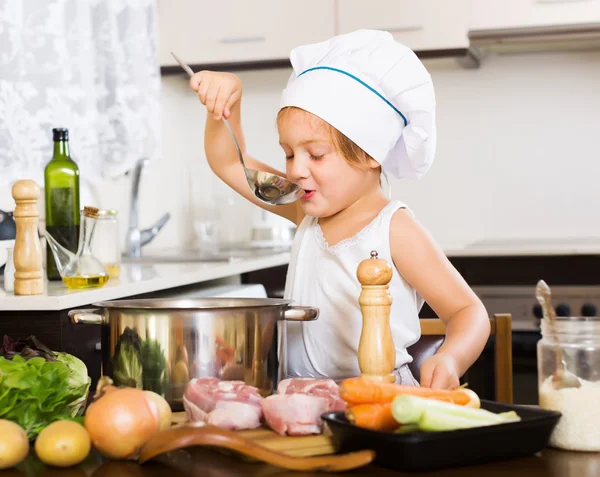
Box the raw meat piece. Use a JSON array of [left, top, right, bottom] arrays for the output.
[[277, 378, 347, 411], [183, 377, 264, 430], [183, 397, 209, 423], [261, 378, 347, 436], [208, 401, 262, 430], [262, 394, 329, 436]]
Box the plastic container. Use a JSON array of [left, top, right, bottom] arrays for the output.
[[537, 316, 600, 451], [322, 401, 560, 472], [92, 209, 120, 278]]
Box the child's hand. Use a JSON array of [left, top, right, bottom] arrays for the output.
[[189, 71, 242, 120], [419, 352, 460, 389]]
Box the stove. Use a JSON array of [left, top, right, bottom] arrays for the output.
[[466, 285, 600, 404], [472, 285, 600, 332]]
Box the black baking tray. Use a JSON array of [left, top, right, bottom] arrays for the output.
[[322, 400, 561, 472]]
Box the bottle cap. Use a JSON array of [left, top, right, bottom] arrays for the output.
[[83, 206, 99, 219], [52, 128, 69, 141]]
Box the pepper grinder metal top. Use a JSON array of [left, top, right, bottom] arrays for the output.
[[356, 250, 396, 382]]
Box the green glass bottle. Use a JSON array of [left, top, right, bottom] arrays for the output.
[[44, 128, 80, 281]]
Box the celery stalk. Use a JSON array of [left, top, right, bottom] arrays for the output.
[[390, 395, 425, 424], [499, 411, 519, 420], [419, 410, 502, 431], [394, 423, 421, 434], [391, 395, 521, 432]]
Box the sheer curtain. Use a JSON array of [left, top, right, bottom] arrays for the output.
[[0, 0, 161, 186]]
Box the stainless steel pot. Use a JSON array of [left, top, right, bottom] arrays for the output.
[[68, 297, 318, 410]]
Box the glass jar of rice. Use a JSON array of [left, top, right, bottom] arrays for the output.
[[538, 316, 600, 451]]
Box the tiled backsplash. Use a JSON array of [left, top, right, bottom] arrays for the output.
[[2, 50, 599, 253]]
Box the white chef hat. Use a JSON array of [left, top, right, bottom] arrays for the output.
[[280, 29, 436, 180]]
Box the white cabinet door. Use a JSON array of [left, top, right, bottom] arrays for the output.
[[159, 0, 335, 67], [336, 0, 470, 51], [470, 0, 600, 30]]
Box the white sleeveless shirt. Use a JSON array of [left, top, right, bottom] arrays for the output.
[[279, 200, 424, 381]]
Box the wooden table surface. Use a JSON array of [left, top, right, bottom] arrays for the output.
[[4, 447, 599, 477], [160, 447, 600, 477]]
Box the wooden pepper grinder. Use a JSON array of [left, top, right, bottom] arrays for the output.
[[356, 250, 395, 382], [11, 180, 44, 295]]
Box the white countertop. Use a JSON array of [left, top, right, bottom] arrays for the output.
[[0, 253, 290, 311], [444, 237, 600, 257], [2, 237, 599, 311]]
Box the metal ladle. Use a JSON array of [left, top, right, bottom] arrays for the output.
[[171, 52, 304, 206], [535, 279, 581, 390]]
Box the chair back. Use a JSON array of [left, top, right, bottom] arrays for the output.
[[407, 314, 513, 404]]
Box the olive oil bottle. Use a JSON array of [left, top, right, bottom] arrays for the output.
[[44, 128, 80, 281]]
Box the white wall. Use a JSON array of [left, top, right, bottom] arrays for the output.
[[399, 51, 600, 249], [2, 50, 599, 253]]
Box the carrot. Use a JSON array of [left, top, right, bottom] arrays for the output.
[[339, 377, 480, 408], [346, 402, 398, 431]]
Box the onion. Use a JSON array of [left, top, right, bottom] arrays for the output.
[[144, 391, 172, 430], [84, 383, 160, 460]]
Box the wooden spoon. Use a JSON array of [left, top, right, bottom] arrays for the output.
[[536, 280, 581, 390], [138, 424, 375, 472]]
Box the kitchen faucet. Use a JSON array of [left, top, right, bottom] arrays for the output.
[[125, 158, 171, 258]]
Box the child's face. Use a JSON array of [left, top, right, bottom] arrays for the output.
[[278, 108, 377, 218]]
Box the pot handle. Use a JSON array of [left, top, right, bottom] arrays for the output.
[[283, 306, 319, 322], [68, 308, 103, 324]]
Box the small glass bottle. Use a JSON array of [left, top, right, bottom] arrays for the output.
[[92, 209, 120, 278], [44, 128, 80, 281], [45, 206, 109, 290], [538, 316, 600, 451]]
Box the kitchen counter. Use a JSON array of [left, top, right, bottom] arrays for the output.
[[5, 446, 596, 477], [444, 237, 600, 257], [0, 252, 291, 311], [3, 237, 598, 312]]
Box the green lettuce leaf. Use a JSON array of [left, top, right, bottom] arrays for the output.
[[54, 352, 91, 417], [0, 355, 88, 438]]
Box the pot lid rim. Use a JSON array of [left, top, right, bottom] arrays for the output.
[[91, 297, 292, 310]]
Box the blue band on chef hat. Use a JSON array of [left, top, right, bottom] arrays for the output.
[[297, 66, 408, 127]]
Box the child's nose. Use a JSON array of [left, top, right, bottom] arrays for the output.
[[287, 158, 310, 182]]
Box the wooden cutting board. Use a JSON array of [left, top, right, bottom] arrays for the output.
[[171, 412, 336, 457]]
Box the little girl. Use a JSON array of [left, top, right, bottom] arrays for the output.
[[189, 29, 490, 389]]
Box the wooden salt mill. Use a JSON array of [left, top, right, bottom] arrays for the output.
[[11, 180, 44, 295], [356, 250, 395, 383]]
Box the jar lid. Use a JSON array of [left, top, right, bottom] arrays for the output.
[[98, 209, 118, 217]]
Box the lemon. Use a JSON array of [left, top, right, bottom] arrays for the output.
[[35, 421, 91, 467], [0, 420, 29, 469]]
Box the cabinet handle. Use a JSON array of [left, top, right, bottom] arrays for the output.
[[384, 25, 423, 34], [219, 35, 267, 44]]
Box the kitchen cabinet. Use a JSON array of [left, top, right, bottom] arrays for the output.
[[470, 0, 600, 31], [335, 0, 470, 51], [158, 0, 335, 67]]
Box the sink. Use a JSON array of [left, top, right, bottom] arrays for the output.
[[122, 246, 291, 264]]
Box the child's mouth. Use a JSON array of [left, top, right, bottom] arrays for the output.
[[301, 190, 316, 200]]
